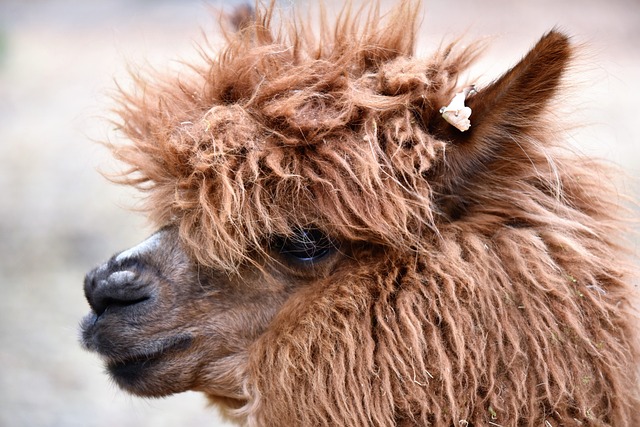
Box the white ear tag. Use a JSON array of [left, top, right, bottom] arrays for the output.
[[439, 85, 477, 132]]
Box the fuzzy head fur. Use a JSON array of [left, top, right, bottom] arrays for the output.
[[84, 1, 640, 425]]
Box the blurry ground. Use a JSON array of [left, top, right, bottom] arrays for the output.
[[0, 1, 638, 426]]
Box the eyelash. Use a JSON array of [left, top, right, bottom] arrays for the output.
[[274, 228, 335, 263]]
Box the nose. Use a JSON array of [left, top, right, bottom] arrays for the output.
[[84, 263, 153, 317]]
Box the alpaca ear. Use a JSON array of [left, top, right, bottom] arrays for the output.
[[436, 31, 572, 180]]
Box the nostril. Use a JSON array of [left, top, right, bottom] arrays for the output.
[[84, 267, 153, 317], [93, 295, 151, 317]]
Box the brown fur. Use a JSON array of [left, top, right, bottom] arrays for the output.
[[82, 1, 640, 425]]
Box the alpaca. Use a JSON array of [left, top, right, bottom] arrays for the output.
[[80, 1, 640, 425]]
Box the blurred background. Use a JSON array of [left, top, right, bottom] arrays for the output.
[[0, 0, 637, 426]]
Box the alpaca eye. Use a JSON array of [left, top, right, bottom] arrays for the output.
[[276, 228, 334, 263]]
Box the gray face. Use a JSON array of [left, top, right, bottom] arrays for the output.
[[80, 225, 346, 401]]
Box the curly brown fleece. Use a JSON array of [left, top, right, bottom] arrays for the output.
[[109, 1, 639, 425]]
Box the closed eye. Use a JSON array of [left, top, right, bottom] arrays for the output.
[[274, 228, 335, 264]]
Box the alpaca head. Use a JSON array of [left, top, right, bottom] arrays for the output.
[[80, 2, 639, 425]]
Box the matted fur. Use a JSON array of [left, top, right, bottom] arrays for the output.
[[112, 0, 479, 271], [107, 1, 639, 425]]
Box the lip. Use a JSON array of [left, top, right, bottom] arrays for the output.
[[106, 335, 193, 378]]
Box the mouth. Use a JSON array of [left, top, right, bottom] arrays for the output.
[[104, 335, 194, 387]]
